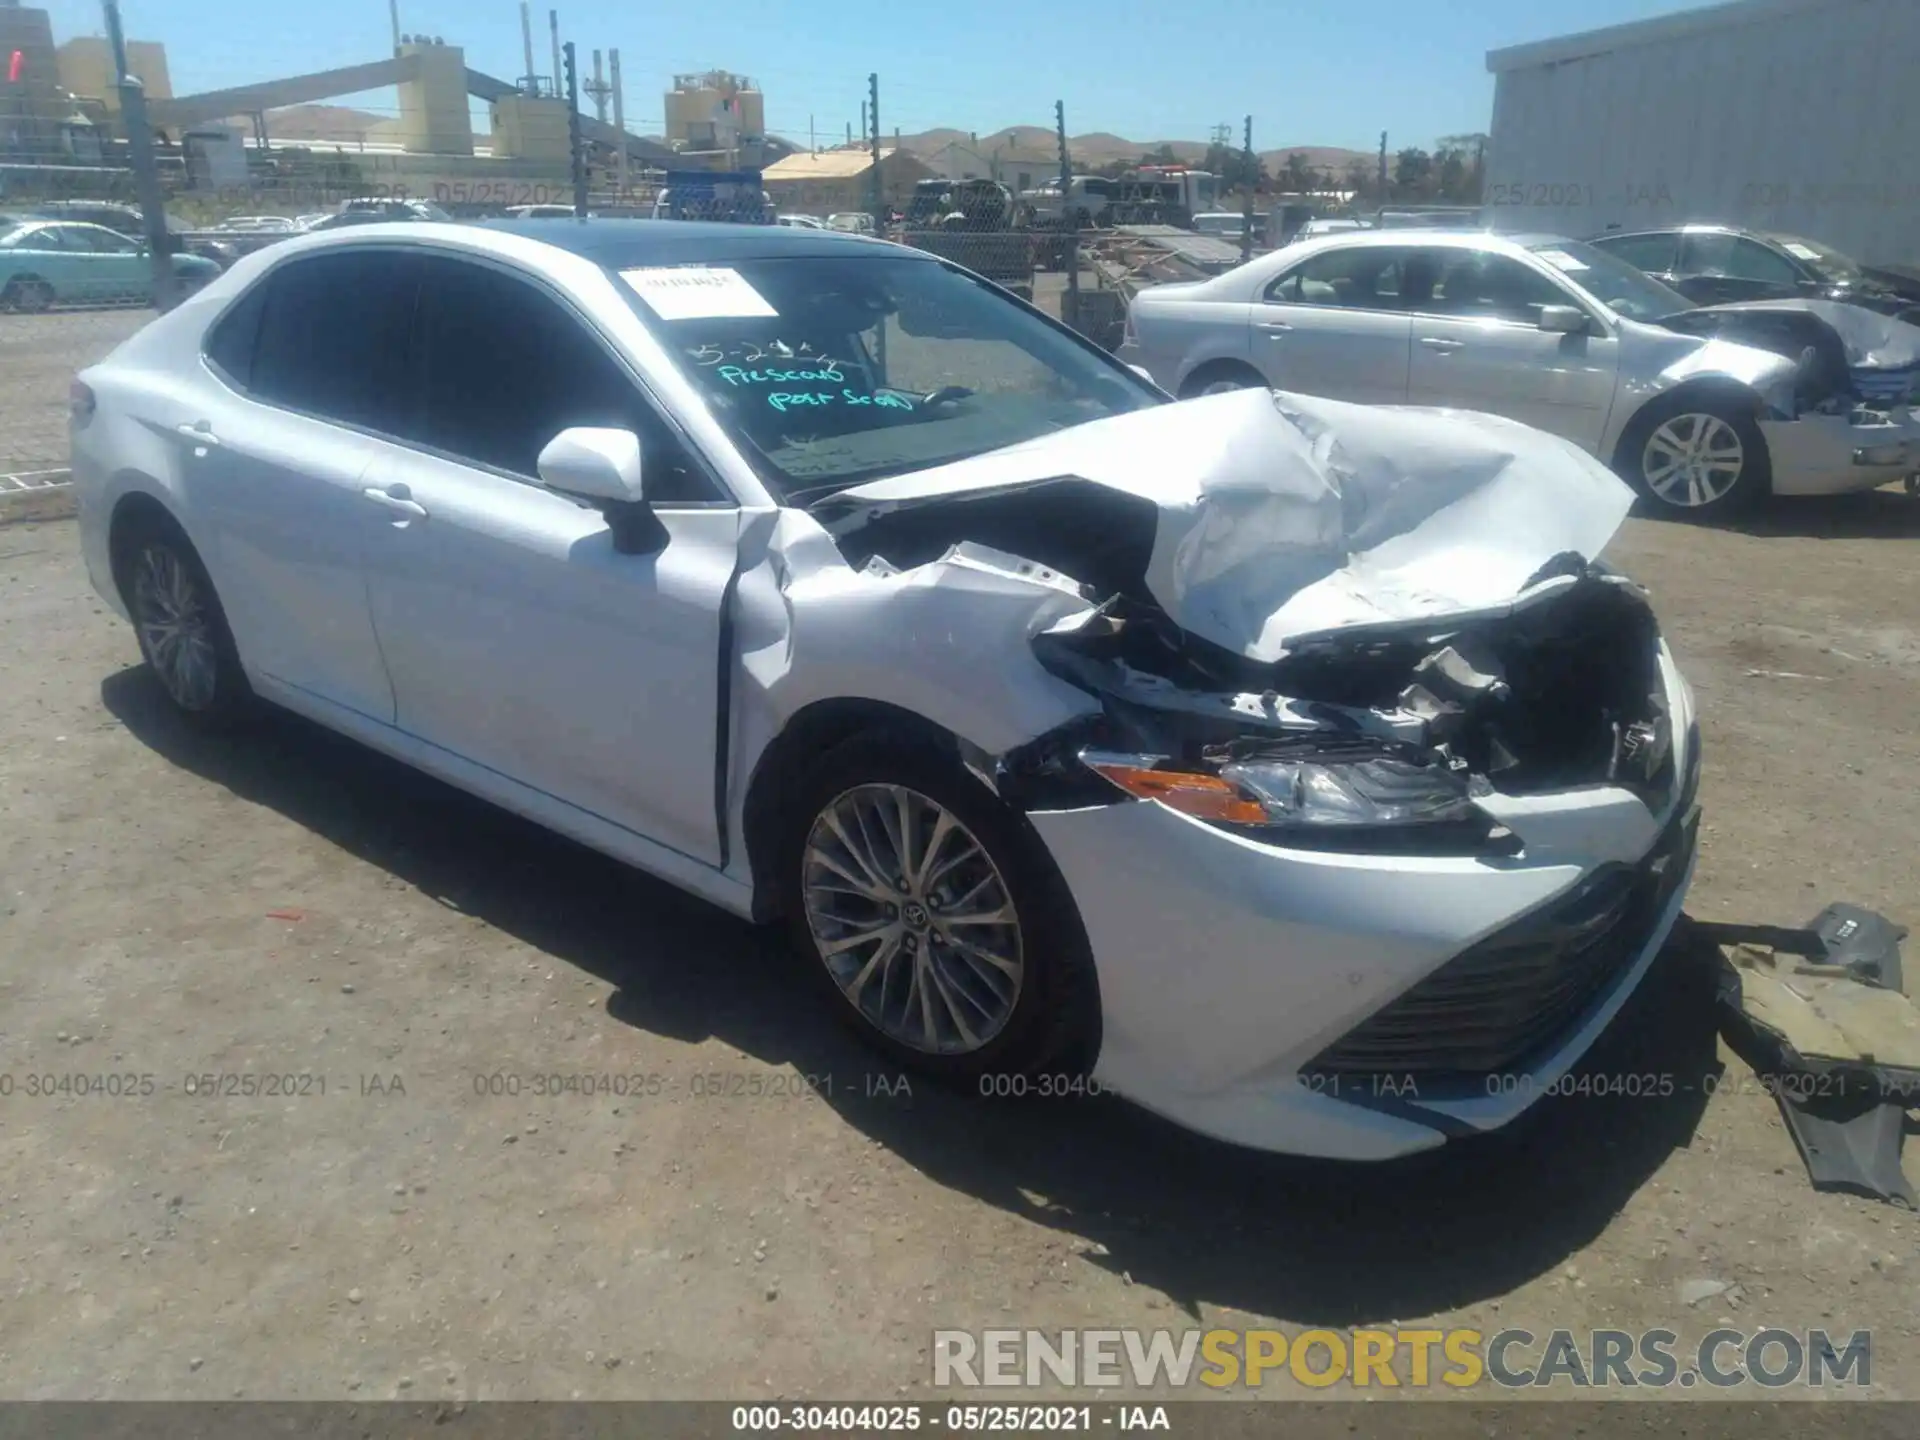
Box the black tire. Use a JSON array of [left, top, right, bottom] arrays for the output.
[[1179, 360, 1267, 399], [114, 512, 253, 727], [3, 276, 54, 314], [778, 730, 1099, 1083], [1615, 394, 1770, 520]]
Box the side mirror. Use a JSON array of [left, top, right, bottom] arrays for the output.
[[1538, 304, 1590, 335], [536, 426, 664, 555]]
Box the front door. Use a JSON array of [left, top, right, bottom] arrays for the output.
[[1406, 247, 1620, 452], [357, 253, 740, 865]]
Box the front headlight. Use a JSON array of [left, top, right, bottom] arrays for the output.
[[1081, 748, 1477, 830]]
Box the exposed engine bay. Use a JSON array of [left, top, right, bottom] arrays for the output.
[[813, 393, 1673, 851]]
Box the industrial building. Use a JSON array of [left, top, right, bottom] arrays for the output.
[[760, 146, 933, 213], [1485, 0, 1920, 265]]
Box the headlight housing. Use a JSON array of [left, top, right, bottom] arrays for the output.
[[1081, 747, 1480, 833]]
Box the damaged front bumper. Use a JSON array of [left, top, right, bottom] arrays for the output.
[[1028, 668, 1699, 1161], [1763, 405, 1920, 497]]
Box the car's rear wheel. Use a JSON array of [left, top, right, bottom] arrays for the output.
[[2, 276, 54, 313], [1618, 397, 1768, 519], [779, 731, 1098, 1081], [1179, 360, 1267, 399], [116, 516, 251, 726]]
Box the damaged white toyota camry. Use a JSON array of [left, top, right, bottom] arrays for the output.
[[72, 221, 1700, 1161]]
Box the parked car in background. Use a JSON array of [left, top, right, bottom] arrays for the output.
[[214, 216, 299, 233], [776, 213, 827, 229], [31, 200, 239, 269], [504, 203, 581, 220], [337, 197, 455, 223], [1294, 217, 1368, 242], [1374, 206, 1483, 230], [1587, 224, 1920, 322], [1120, 229, 1920, 517], [0, 218, 220, 311], [827, 212, 875, 234], [1191, 212, 1253, 242], [70, 218, 1701, 1162]]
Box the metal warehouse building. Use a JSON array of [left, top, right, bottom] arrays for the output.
[[1484, 0, 1920, 266]]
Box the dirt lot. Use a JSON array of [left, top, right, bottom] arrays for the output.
[[0, 312, 147, 475], [1, 313, 1918, 1416]]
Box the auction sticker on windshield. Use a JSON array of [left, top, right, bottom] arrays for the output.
[[621, 266, 778, 320]]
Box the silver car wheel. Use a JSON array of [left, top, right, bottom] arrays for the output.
[[132, 544, 219, 711], [1642, 412, 1745, 507], [801, 783, 1024, 1056]]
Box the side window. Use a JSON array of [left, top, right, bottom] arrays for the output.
[[407, 257, 718, 502], [1680, 232, 1800, 284], [1431, 251, 1574, 324], [1265, 247, 1414, 310], [79, 228, 139, 254], [249, 250, 418, 431], [204, 283, 267, 387], [30, 226, 82, 251], [1592, 232, 1678, 273]]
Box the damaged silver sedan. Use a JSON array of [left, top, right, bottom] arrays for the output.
[[73, 221, 1700, 1161]]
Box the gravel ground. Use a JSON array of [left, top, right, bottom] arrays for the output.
[[1, 314, 1918, 1416], [0, 311, 147, 474]]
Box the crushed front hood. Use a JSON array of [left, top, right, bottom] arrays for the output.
[[820, 389, 1634, 663]]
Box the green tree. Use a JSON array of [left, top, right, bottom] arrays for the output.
[[1393, 146, 1433, 199]]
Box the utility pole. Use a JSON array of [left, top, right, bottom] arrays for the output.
[[1055, 99, 1078, 327], [586, 48, 610, 123], [1209, 122, 1231, 148], [388, 0, 402, 55], [1240, 114, 1254, 262], [1378, 129, 1388, 201], [563, 42, 586, 217], [867, 73, 882, 224], [548, 9, 562, 99], [609, 48, 628, 199], [102, 1, 176, 311]]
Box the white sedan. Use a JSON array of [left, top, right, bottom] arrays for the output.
[[1121, 229, 1920, 518], [73, 219, 1700, 1160]]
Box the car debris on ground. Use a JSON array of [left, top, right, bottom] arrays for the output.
[[1700, 905, 1918, 1207]]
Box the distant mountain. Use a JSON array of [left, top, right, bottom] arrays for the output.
[[245, 104, 393, 145], [892, 125, 1372, 177]]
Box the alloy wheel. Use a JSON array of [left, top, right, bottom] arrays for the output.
[[1642, 412, 1745, 508], [801, 783, 1024, 1056], [132, 543, 219, 711]]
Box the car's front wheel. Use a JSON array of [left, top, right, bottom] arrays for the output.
[[1618, 396, 1768, 518], [117, 516, 251, 725], [780, 732, 1098, 1081]]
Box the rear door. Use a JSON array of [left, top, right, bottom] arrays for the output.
[[66, 224, 148, 303], [182, 249, 415, 723], [1405, 247, 1619, 451], [1247, 244, 1414, 403]]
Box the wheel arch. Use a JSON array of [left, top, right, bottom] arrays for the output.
[[741, 697, 972, 923], [1610, 377, 1772, 474], [1178, 355, 1266, 399], [106, 488, 192, 606]]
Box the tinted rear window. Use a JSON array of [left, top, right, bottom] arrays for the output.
[[249, 251, 418, 430]]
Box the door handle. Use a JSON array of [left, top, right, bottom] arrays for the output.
[[174, 420, 221, 449], [1419, 336, 1464, 352], [1256, 320, 1293, 335], [361, 485, 429, 522]]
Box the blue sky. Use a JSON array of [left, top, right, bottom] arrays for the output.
[[46, 0, 1697, 149]]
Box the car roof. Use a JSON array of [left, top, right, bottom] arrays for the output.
[[472, 217, 919, 266]]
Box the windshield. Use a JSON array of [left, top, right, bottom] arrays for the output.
[[621, 254, 1159, 501], [1764, 232, 1865, 285], [1527, 238, 1692, 320]]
